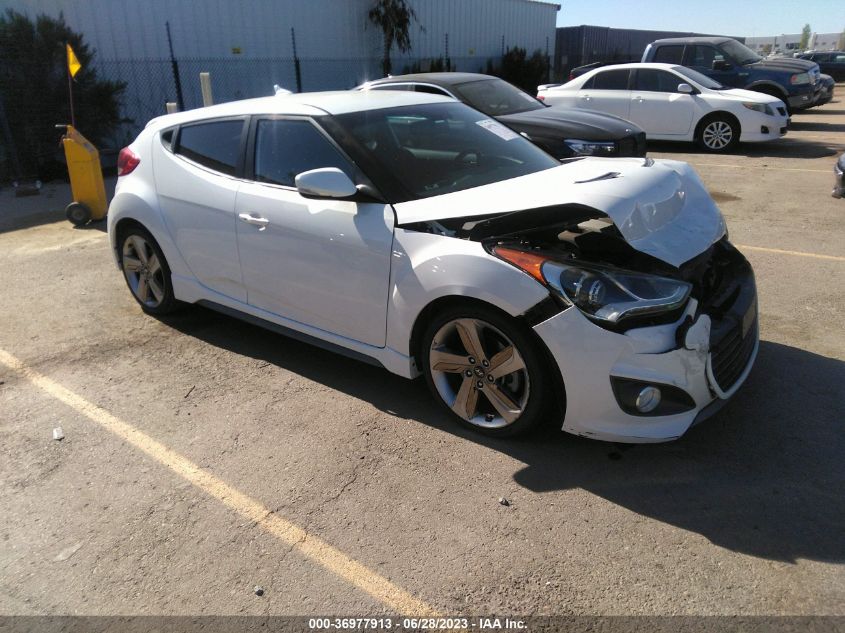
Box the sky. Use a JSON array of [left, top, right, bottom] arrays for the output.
[[554, 0, 844, 37]]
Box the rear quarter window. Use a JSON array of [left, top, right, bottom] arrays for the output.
[[176, 119, 246, 176]]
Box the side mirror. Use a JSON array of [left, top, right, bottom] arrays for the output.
[[677, 83, 695, 94], [295, 167, 357, 199], [712, 60, 733, 71]]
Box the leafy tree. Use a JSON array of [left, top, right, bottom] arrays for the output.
[[368, 0, 421, 77], [799, 23, 811, 50], [0, 9, 126, 179]]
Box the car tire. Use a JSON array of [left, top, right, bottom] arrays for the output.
[[118, 225, 179, 315], [696, 114, 739, 153], [420, 303, 556, 438]]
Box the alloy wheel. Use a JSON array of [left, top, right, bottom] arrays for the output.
[[122, 234, 165, 308], [702, 120, 733, 150], [428, 318, 530, 429]]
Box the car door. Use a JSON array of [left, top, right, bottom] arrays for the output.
[[685, 44, 742, 87], [234, 116, 394, 347], [576, 69, 632, 119], [154, 117, 248, 302], [629, 69, 695, 136]]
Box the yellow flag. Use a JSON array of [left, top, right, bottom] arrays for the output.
[[66, 44, 82, 78]]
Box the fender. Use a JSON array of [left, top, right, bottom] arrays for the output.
[[744, 80, 788, 98], [386, 228, 550, 361]]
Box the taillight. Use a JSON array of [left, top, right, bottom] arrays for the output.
[[117, 147, 140, 176], [537, 95, 545, 101], [568, 73, 575, 81]]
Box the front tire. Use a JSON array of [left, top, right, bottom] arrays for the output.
[[420, 303, 554, 438], [696, 115, 739, 152], [118, 226, 178, 315]]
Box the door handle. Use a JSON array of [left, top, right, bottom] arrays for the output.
[[580, 94, 591, 100], [239, 213, 269, 231], [632, 96, 644, 102]]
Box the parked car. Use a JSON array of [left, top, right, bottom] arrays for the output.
[[537, 63, 789, 152], [108, 90, 758, 443], [642, 37, 821, 113], [814, 74, 836, 107], [798, 51, 845, 82], [834, 153, 845, 199], [358, 72, 647, 159]]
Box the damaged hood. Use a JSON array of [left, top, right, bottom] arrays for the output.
[[392, 157, 726, 268]]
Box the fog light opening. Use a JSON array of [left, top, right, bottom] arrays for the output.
[[635, 386, 662, 413], [760, 125, 770, 134]]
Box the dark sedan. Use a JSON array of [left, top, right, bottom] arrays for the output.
[[357, 72, 647, 159], [798, 51, 845, 82]]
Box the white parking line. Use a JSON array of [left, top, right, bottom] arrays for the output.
[[735, 244, 845, 262], [0, 348, 439, 616]]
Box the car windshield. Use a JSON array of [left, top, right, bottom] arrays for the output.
[[672, 65, 726, 90], [718, 40, 762, 65], [454, 78, 546, 116], [331, 102, 559, 202]]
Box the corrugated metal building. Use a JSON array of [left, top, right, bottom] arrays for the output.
[[1, 0, 558, 138], [553, 25, 744, 81]]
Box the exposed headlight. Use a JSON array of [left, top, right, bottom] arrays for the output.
[[564, 139, 616, 156], [742, 102, 774, 116], [790, 72, 810, 85], [493, 247, 691, 325]]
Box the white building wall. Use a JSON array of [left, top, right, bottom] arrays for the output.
[[1, 0, 557, 135]]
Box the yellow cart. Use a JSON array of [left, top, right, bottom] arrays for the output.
[[57, 124, 107, 226]]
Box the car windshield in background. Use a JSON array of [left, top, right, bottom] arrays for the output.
[[719, 40, 762, 65], [454, 78, 546, 116], [332, 102, 559, 201], [672, 65, 726, 90]]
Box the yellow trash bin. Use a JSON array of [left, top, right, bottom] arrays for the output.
[[58, 124, 108, 226]]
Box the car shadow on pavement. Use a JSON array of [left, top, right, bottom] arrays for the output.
[[787, 120, 845, 133], [648, 138, 840, 159], [161, 307, 844, 565]]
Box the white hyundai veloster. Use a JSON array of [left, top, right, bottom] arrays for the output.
[[108, 90, 758, 443]]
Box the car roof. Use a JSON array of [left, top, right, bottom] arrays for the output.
[[650, 36, 733, 46], [364, 72, 498, 87], [145, 90, 454, 129], [580, 62, 683, 72]]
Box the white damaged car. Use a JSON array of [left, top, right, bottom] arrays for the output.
[[108, 91, 758, 443]]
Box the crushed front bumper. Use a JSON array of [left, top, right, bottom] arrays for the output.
[[533, 269, 759, 443]]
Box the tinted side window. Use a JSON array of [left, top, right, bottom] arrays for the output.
[[634, 69, 682, 92], [414, 84, 451, 96], [834, 54, 845, 63], [177, 120, 245, 176], [254, 119, 354, 187], [591, 69, 630, 90], [653, 45, 684, 64], [369, 84, 412, 91], [688, 45, 724, 69]]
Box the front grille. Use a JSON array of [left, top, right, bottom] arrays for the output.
[[710, 317, 757, 392]]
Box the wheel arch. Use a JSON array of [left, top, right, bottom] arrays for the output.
[[745, 81, 788, 99], [694, 110, 741, 143], [409, 294, 567, 420]]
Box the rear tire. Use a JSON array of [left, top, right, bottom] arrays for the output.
[[420, 303, 556, 438], [118, 225, 178, 315], [696, 114, 739, 153]]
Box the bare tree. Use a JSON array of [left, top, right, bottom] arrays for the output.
[[368, 0, 421, 77]]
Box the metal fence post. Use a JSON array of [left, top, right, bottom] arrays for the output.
[[200, 72, 213, 106], [166, 22, 185, 111], [291, 27, 302, 93]]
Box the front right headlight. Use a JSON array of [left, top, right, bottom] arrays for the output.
[[742, 102, 774, 116], [493, 247, 691, 325], [790, 72, 810, 85], [564, 139, 616, 156]]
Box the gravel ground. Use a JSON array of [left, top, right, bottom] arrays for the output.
[[0, 93, 843, 619]]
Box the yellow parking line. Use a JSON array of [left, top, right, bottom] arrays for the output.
[[735, 244, 845, 261], [0, 348, 438, 616]]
